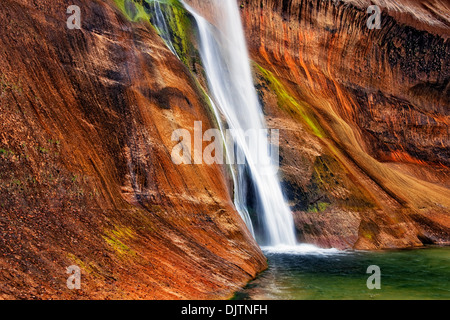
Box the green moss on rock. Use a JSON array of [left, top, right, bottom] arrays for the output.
[[255, 64, 325, 138]]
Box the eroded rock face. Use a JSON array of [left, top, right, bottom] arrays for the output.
[[0, 0, 266, 299], [238, 0, 450, 249]]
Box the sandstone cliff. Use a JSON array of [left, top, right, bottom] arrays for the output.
[[239, 0, 450, 249], [0, 0, 266, 299]]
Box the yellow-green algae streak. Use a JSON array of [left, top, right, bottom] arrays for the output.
[[255, 63, 325, 139], [113, 0, 193, 66]]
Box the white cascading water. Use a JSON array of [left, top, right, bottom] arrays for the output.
[[150, 1, 179, 56], [181, 0, 297, 246]]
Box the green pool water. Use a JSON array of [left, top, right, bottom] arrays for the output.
[[234, 245, 450, 300]]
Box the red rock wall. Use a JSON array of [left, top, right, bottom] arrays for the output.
[[0, 0, 266, 299]]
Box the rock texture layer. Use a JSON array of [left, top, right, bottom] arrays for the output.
[[0, 0, 266, 299]]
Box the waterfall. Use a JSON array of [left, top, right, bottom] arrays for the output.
[[182, 0, 296, 246], [148, 0, 178, 56], [147, 0, 297, 246]]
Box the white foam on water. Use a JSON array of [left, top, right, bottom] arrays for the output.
[[261, 244, 344, 256]]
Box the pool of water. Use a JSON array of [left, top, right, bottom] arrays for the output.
[[234, 245, 450, 300]]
